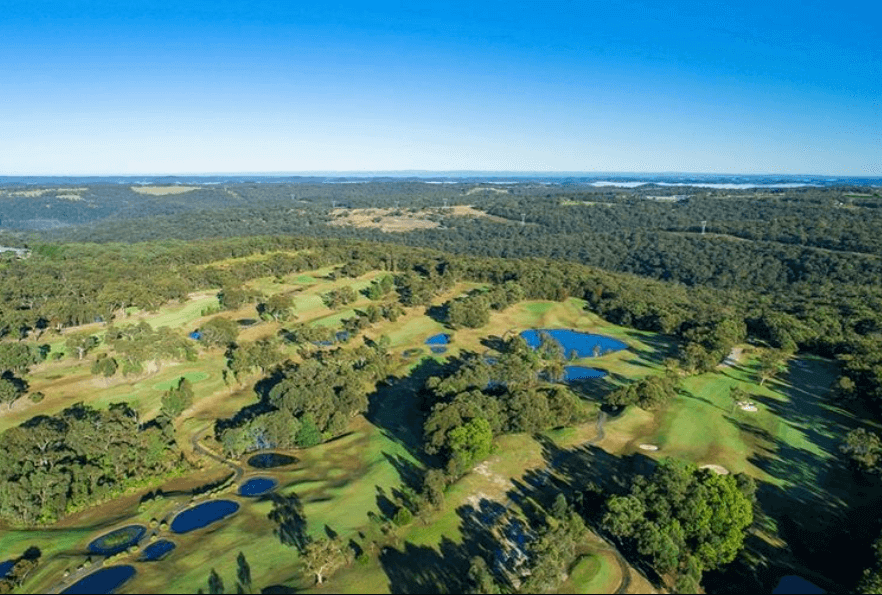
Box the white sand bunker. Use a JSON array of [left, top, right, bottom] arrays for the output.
[[737, 401, 758, 412], [638, 444, 659, 451], [699, 464, 729, 475]]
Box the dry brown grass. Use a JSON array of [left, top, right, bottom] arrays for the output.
[[328, 205, 512, 232], [130, 185, 200, 195]]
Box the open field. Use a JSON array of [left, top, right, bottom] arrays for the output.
[[328, 205, 514, 232], [130, 186, 200, 195]]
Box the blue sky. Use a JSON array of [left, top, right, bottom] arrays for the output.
[[0, 1, 878, 175]]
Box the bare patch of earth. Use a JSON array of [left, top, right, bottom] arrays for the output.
[[328, 205, 513, 232], [131, 185, 200, 195]]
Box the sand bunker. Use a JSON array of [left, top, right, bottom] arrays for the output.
[[699, 464, 729, 475], [737, 401, 758, 412], [638, 444, 659, 451]]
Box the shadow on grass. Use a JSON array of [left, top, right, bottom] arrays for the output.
[[706, 361, 882, 593]]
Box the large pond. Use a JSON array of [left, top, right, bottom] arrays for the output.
[[562, 366, 608, 381], [139, 540, 176, 562], [248, 452, 297, 469], [520, 329, 627, 358], [772, 575, 824, 594], [87, 525, 146, 556], [171, 500, 240, 534], [239, 477, 278, 497], [61, 565, 136, 595]]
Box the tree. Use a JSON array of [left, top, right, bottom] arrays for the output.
[[91, 355, 118, 379], [446, 417, 493, 474], [64, 331, 99, 360], [161, 377, 195, 419], [840, 428, 882, 474], [603, 460, 754, 586], [259, 294, 295, 322], [208, 568, 224, 595], [757, 349, 788, 386], [729, 386, 749, 414], [0, 377, 23, 409], [466, 556, 501, 594], [200, 317, 239, 348], [303, 536, 348, 585], [236, 552, 252, 594]]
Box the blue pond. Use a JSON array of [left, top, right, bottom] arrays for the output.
[[562, 366, 608, 381], [139, 540, 176, 562], [61, 565, 136, 595], [239, 477, 278, 497], [171, 500, 240, 534], [520, 329, 627, 358], [430, 346, 448, 354], [188, 331, 202, 340], [772, 575, 825, 594], [88, 525, 146, 556], [248, 452, 297, 468], [426, 333, 450, 345], [0, 560, 14, 579]]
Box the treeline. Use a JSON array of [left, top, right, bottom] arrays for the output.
[[0, 403, 184, 525]]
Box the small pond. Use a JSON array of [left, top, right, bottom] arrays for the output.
[[520, 329, 627, 358], [248, 452, 298, 469], [171, 500, 240, 534], [772, 575, 824, 594], [88, 525, 146, 556], [188, 331, 202, 340], [430, 346, 448, 354], [335, 331, 350, 342], [0, 560, 13, 579], [139, 540, 176, 562], [562, 366, 608, 381], [237, 318, 258, 327], [426, 333, 450, 345], [61, 565, 136, 595], [239, 477, 278, 497]]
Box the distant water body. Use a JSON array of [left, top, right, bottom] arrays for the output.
[[0, 174, 878, 187]]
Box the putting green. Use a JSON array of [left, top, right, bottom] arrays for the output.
[[152, 371, 209, 391]]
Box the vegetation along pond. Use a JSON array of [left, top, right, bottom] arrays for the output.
[[61, 565, 136, 595], [87, 525, 146, 556], [521, 329, 627, 358], [170, 500, 240, 534], [562, 365, 608, 381], [238, 477, 278, 496]]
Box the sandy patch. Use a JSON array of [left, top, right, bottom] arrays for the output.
[[699, 464, 729, 475], [465, 186, 510, 195], [327, 205, 512, 233], [638, 444, 659, 451], [738, 402, 758, 412], [720, 347, 744, 368], [131, 186, 200, 195]]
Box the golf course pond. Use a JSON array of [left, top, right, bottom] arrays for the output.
[[520, 329, 627, 358], [426, 333, 450, 354], [61, 565, 136, 595], [247, 452, 297, 469], [0, 560, 13, 579], [238, 477, 278, 496], [170, 500, 240, 534], [87, 525, 146, 556], [139, 540, 176, 562], [773, 575, 825, 594]]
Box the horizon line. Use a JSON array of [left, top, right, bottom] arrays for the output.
[[1, 170, 879, 178]]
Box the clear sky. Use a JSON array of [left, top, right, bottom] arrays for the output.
[[0, 1, 878, 175]]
